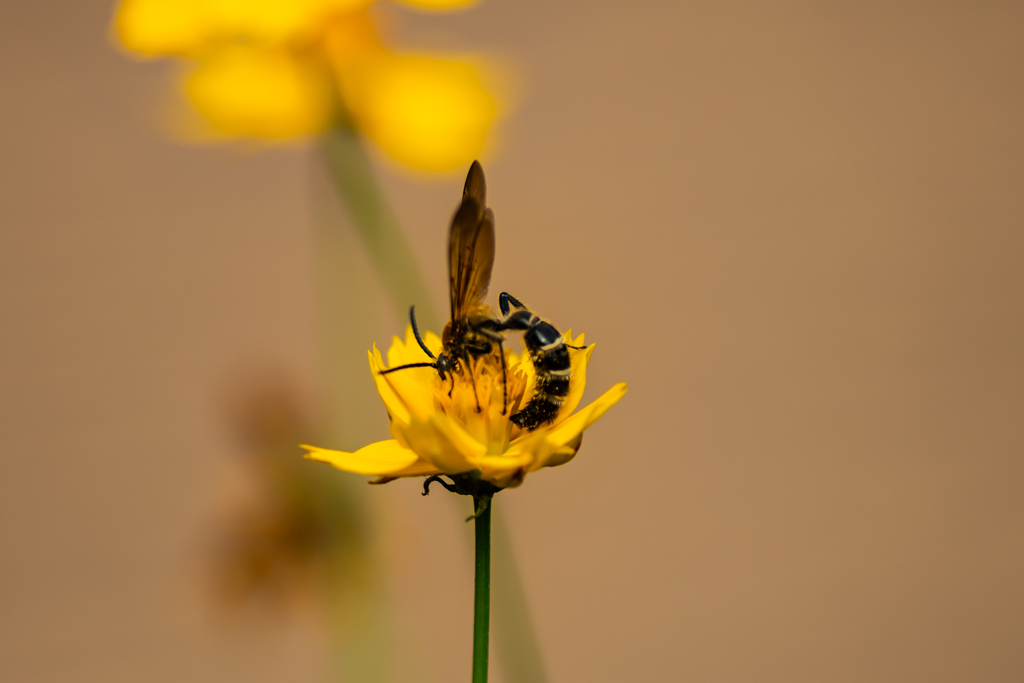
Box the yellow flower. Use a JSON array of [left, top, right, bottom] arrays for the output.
[[303, 326, 627, 489], [112, 0, 501, 171]]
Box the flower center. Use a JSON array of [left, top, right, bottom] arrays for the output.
[[431, 349, 527, 454]]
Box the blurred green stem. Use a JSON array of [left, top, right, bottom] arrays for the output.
[[322, 125, 439, 331], [473, 497, 492, 683]]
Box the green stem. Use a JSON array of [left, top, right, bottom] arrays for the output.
[[473, 496, 493, 683]]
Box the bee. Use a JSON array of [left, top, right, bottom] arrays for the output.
[[380, 161, 582, 428], [496, 293, 584, 430], [380, 161, 509, 413]]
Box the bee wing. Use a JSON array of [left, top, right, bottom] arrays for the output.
[[463, 160, 486, 206], [448, 197, 495, 322]]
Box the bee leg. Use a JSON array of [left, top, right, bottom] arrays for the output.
[[566, 344, 585, 350], [499, 292, 527, 317], [379, 361, 438, 376], [496, 338, 509, 415], [470, 324, 508, 414], [463, 352, 483, 412]]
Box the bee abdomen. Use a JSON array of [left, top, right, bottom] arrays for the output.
[[511, 322, 572, 430]]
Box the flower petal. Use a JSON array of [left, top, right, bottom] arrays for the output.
[[476, 451, 533, 488], [374, 339, 439, 422], [202, 0, 374, 44], [301, 440, 438, 476], [393, 412, 487, 475], [531, 382, 628, 470], [509, 349, 536, 421], [344, 54, 499, 172], [114, 0, 209, 57], [183, 45, 333, 139], [369, 347, 413, 424], [395, 0, 481, 11], [551, 330, 592, 426]]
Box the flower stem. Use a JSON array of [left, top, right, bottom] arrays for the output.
[[473, 495, 493, 683]]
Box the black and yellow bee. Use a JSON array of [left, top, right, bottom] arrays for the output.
[[496, 292, 583, 430], [381, 161, 581, 429]]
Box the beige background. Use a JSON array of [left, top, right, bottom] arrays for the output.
[[2, 1, 1023, 681]]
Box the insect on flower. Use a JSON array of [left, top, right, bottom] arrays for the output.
[[302, 163, 626, 490], [381, 162, 582, 430]]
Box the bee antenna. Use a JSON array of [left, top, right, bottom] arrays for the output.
[[409, 306, 435, 359], [379, 362, 438, 375]]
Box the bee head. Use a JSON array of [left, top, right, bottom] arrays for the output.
[[434, 353, 451, 380]]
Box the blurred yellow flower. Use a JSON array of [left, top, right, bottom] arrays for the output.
[[303, 326, 627, 489], [113, 0, 500, 170]]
